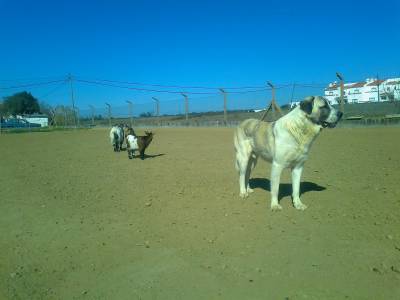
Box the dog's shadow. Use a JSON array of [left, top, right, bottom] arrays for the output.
[[138, 153, 165, 160], [249, 178, 326, 200]]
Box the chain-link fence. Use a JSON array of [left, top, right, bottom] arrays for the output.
[[2, 77, 400, 130]]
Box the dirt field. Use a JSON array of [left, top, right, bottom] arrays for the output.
[[1, 127, 400, 299]]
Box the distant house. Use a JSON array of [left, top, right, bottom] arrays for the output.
[[324, 83, 341, 105], [345, 82, 366, 103], [324, 77, 400, 104], [17, 114, 49, 127], [382, 78, 400, 101]]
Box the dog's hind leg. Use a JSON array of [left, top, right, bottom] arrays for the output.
[[235, 143, 252, 198], [270, 162, 284, 211], [245, 154, 258, 194]]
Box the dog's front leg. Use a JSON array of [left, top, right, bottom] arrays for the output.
[[270, 162, 283, 211], [291, 165, 307, 210]]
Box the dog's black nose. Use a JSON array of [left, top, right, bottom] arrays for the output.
[[337, 111, 343, 120]]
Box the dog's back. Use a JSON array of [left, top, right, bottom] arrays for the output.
[[234, 119, 275, 164]]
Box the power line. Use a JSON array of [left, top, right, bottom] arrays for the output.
[[78, 76, 305, 91], [0, 75, 66, 82], [37, 81, 68, 99], [0, 79, 66, 90], [76, 79, 216, 94], [75, 78, 271, 95], [79, 77, 268, 90]]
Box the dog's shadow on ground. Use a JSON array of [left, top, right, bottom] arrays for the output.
[[249, 178, 326, 200], [138, 153, 165, 160]]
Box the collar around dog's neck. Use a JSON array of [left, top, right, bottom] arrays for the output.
[[303, 113, 325, 128]]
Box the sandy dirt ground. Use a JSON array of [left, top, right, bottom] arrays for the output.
[[1, 127, 400, 299]]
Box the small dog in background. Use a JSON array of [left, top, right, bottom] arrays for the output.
[[127, 131, 154, 160], [109, 125, 124, 152]]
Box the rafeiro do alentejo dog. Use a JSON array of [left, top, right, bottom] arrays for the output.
[[234, 96, 342, 211]]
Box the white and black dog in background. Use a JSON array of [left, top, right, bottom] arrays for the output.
[[109, 125, 125, 152], [234, 96, 342, 211]]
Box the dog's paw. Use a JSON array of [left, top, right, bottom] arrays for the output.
[[239, 192, 249, 199], [294, 202, 307, 211], [271, 203, 282, 211], [246, 188, 254, 194]]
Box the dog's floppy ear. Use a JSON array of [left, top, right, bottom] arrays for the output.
[[300, 96, 315, 115]]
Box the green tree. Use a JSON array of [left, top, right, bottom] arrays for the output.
[[3, 91, 40, 115]]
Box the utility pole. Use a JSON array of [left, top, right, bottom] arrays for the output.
[[68, 73, 77, 128], [336, 72, 345, 113], [219, 88, 228, 124], [89, 105, 95, 126], [105, 102, 112, 127], [126, 100, 133, 127], [181, 93, 189, 121], [152, 97, 160, 117]]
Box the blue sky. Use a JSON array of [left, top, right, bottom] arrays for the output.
[[0, 0, 399, 116]]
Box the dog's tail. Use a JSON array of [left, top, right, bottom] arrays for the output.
[[234, 124, 246, 171], [234, 119, 260, 171], [109, 129, 115, 144], [234, 132, 240, 171]]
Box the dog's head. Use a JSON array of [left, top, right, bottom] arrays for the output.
[[145, 131, 154, 141], [300, 96, 343, 128], [126, 127, 136, 136]]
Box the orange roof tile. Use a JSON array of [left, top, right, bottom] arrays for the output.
[[366, 80, 385, 86]]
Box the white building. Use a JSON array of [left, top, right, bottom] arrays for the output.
[[324, 77, 400, 104], [17, 114, 49, 127]]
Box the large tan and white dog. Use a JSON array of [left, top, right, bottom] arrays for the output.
[[234, 96, 342, 211]]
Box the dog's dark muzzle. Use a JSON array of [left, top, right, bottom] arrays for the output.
[[322, 111, 343, 128]]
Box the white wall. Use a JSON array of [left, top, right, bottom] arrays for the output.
[[24, 117, 48, 127]]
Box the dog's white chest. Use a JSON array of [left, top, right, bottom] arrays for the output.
[[127, 135, 138, 150]]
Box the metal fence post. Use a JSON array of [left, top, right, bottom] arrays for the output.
[[105, 102, 112, 127], [181, 93, 189, 122], [219, 88, 228, 125], [336, 72, 345, 113], [260, 81, 282, 121], [89, 105, 95, 126], [152, 97, 160, 126], [68, 74, 77, 128], [126, 100, 133, 127]]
